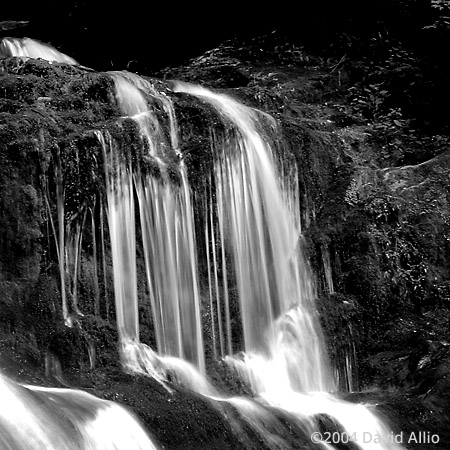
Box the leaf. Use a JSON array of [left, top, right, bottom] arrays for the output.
[[393, 120, 403, 126]]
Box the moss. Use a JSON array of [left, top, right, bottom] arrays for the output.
[[0, 39, 449, 446], [47, 325, 91, 371], [172, 93, 230, 191], [0, 180, 42, 280]]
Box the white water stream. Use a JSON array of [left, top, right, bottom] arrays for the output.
[[1, 37, 405, 450]]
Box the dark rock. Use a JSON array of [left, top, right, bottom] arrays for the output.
[[1, 35, 450, 448]]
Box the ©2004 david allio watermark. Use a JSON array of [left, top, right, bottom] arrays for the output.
[[311, 431, 440, 445]]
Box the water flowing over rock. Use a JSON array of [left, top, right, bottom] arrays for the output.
[[0, 37, 78, 65], [173, 81, 333, 393], [3, 35, 449, 449], [0, 374, 160, 450]]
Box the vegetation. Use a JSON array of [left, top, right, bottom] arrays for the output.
[[1, 1, 450, 446]]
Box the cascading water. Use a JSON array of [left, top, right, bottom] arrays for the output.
[[173, 82, 333, 392], [0, 374, 159, 450], [0, 37, 78, 65], [102, 71, 205, 374], [171, 83, 403, 450], [1, 36, 406, 450], [0, 37, 161, 450]]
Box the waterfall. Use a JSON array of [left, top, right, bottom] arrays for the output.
[[2, 37, 405, 450], [103, 136, 139, 342], [173, 81, 333, 392], [136, 170, 204, 372], [101, 71, 205, 374], [172, 83, 402, 450]]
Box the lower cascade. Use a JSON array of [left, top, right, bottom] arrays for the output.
[[0, 374, 159, 450], [0, 37, 409, 450]]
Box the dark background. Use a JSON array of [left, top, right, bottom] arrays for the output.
[[0, 1, 438, 73], [2, 1, 296, 71]]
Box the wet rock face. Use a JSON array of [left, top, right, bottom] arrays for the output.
[[0, 60, 108, 282], [1, 35, 450, 447], [0, 47, 446, 362]]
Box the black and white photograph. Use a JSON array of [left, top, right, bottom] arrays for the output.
[[0, 2, 449, 449]]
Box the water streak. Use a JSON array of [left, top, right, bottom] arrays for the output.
[[65, 213, 86, 316], [54, 148, 69, 324], [321, 244, 335, 294], [90, 203, 101, 316], [99, 131, 139, 342], [136, 172, 204, 372]]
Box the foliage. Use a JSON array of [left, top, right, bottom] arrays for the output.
[[345, 176, 450, 317], [424, 0, 450, 30], [340, 38, 450, 165]]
